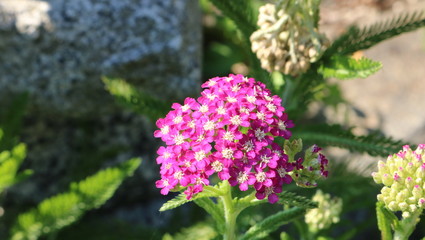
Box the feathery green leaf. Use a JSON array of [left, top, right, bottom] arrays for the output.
[[0, 143, 29, 193], [277, 191, 318, 209], [102, 77, 169, 121], [207, 0, 256, 39], [319, 55, 382, 80], [240, 207, 305, 240], [376, 202, 393, 240], [293, 124, 407, 157], [325, 11, 425, 56], [11, 158, 141, 240], [194, 198, 225, 234], [162, 222, 218, 240], [207, 0, 271, 86], [159, 189, 221, 212]]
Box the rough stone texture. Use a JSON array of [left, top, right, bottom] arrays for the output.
[[0, 0, 201, 118], [0, 0, 202, 207]]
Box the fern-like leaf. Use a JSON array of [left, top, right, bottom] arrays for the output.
[[162, 222, 218, 240], [277, 191, 318, 209], [11, 158, 141, 240], [318, 55, 382, 80], [194, 198, 225, 234], [207, 0, 256, 39], [207, 0, 271, 86], [159, 189, 220, 212], [240, 207, 305, 240], [102, 77, 169, 121], [0, 143, 31, 193], [376, 202, 393, 240], [325, 11, 425, 56], [293, 124, 407, 157]]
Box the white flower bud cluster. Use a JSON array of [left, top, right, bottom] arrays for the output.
[[305, 189, 342, 232], [250, 2, 328, 76], [372, 144, 425, 218]]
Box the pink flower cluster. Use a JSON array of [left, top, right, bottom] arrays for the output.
[[154, 74, 294, 203]]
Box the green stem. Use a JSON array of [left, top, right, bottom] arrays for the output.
[[220, 181, 238, 240], [393, 210, 422, 240], [294, 219, 312, 240]]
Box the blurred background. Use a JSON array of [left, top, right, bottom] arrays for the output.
[[0, 0, 425, 239]]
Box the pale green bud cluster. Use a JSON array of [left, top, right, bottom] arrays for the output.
[[372, 145, 425, 218], [305, 189, 342, 232], [250, 0, 328, 76]]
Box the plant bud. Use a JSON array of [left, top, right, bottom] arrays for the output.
[[250, 2, 328, 76], [373, 145, 425, 218]]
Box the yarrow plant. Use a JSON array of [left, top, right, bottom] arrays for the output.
[[154, 74, 328, 203], [154, 74, 328, 239]]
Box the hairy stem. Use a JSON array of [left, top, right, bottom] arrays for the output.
[[220, 181, 238, 240]]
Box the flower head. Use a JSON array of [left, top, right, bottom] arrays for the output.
[[154, 74, 294, 203], [305, 189, 342, 233], [250, 1, 328, 76], [372, 144, 425, 218]]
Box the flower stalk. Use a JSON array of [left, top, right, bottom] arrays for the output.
[[393, 209, 422, 240], [220, 181, 238, 240]]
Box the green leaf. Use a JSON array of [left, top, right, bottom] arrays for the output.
[[207, 0, 256, 39], [0, 143, 27, 192], [240, 207, 305, 240], [159, 189, 221, 212], [280, 232, 293, 240], [194, 198, 225, 234], [102, 77, 169, 121], [207, 0, 270, 86], [318, 55, 382, 80], [162, 222, 218, 240], [277, 191, 318, 209], [325, 11, 425, 56], [376, 202, 393, 240], [11, 158, 141, 240], [0, 93, 28, 151], [159, 193, 190, 212], [293, 124, 407, 157]]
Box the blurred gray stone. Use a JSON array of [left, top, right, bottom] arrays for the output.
[[0, 0, 201, 206], [0, 0, 201, 118]]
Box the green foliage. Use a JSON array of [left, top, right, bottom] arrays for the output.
[[102, 77, 169, 121], [293, 124, 407, 157], [159, 188, 221, 212], [0, 141, 32, 193], [206, 0, 270, 85], [280, 232, 293, 240], [11, 158, 141, 240], [325, 11, 425, 56], [162, 222, 218, 240], [376, 202, 393, 240], [318, 55, 382, 80], [194, 198, 225, 234], [0, 93, 28, 152], [277, 191, 318, 209], [240, 207, 306, 240], [207, 0, 256, 39]]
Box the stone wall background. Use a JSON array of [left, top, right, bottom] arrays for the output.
[[0, 0, 202, 223]]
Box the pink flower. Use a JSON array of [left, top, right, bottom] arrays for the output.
[[154, 74, 300, 202]]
